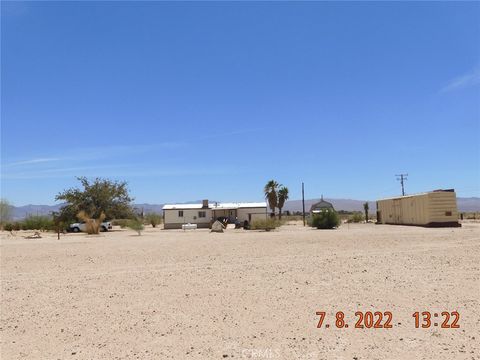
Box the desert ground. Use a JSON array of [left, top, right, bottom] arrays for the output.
[[1, 222, 479, 359]]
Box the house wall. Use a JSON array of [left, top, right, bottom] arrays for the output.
[[163, 208, 212, 229], [427, 191, 459, 224], [163, 206, 268, 229], [377, 191, 459, 227], [212, 209, 236, 220], [237, 207, 267, 223]]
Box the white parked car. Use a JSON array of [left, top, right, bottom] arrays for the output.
[[69, 221, 112, 233]]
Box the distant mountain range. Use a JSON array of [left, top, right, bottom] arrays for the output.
[[9, 197, 480, 220]]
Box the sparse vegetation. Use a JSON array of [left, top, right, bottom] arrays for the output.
[[464, 212, 480, 220], [250, 218, 284, 231], [21, 215, 55, 231], [0, 199, 13, 228], [3, 223, 15, 232], [145, 213, 162, 228], [348, 212, 364, 223], [2, 215, 55, 232], [111, 219, 130, 228], [127, 218, 144, 235], [311, 210, 340, 229]]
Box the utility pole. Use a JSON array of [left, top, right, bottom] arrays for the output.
[[396, 174, 408, 196], [302, 182, 306, 226]]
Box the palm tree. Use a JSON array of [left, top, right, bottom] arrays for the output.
[[363, 202, 369, 223], [277, 186, 289, 220], [264, 180, 279, 218]]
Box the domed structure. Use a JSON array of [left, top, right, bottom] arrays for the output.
[[310, 195, 334, 214]]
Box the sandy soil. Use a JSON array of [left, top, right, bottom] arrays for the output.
[[1, 222, 479, 359]]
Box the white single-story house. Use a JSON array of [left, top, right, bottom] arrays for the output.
[[162, 200, 267, 229]]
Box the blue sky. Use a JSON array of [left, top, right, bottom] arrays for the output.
[[1, 1, 479, 206]]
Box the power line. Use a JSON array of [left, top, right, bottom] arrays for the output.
[[396, 174, 408, 196]]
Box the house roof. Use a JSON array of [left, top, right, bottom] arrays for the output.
[[377, 189, 455, 202], [162, 202, 267, 210], [310, 196, 334, 211], [162, 204, 205, 210]]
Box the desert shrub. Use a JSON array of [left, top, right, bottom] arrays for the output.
[[127, 218, 144, 235], [282, 215, 304, 222], [250, 218, 284, 231], [348, 212, 364, 223], [3, 222, 23, 231], [145, 213, 162, 228], [77, 211, 106, 235], [311, 210, 340, 229], [465, 212, 479, 220], [111, 219, 130, 228], [21, 215, 55, 231], [0, 199, 13, 225], [3, 223, 14, 231]]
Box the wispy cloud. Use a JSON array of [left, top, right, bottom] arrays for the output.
[[1, 164, 133, 180], [2, 141, 186, 168], [1, 164, 245, 180], [5, 158, 61, 167], [441, 67, 480, 93], [2, 130, 260, 171], [1, 130, 261, 180]]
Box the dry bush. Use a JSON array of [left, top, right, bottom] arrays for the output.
[[127, 218, 144, 235], [77, 211, 106, 234], [250, 218, 284, 231], [347, 212, 364, 223], [145, 213, 162, 228]]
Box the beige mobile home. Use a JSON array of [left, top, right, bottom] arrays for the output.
[[162, 200, 267, 229], [376, 189, 460, 227]]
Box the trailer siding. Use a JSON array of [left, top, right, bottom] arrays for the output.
[[377, 190, 460, 227]]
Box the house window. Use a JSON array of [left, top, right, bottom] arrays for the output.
[[178, 211, 184, 217], [198, 211, 206, 218], [445, 211, 452, 216]]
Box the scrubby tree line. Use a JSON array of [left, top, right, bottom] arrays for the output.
[[0, 199, 56, 231], [0, 199, 13, 225], [1, 177, 162, 235]]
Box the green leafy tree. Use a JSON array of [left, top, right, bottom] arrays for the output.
[[264, 180, 279, 218], [363, 202, 369, 223], [277, 186, 289, 220], [55, 177, 134, 222]]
